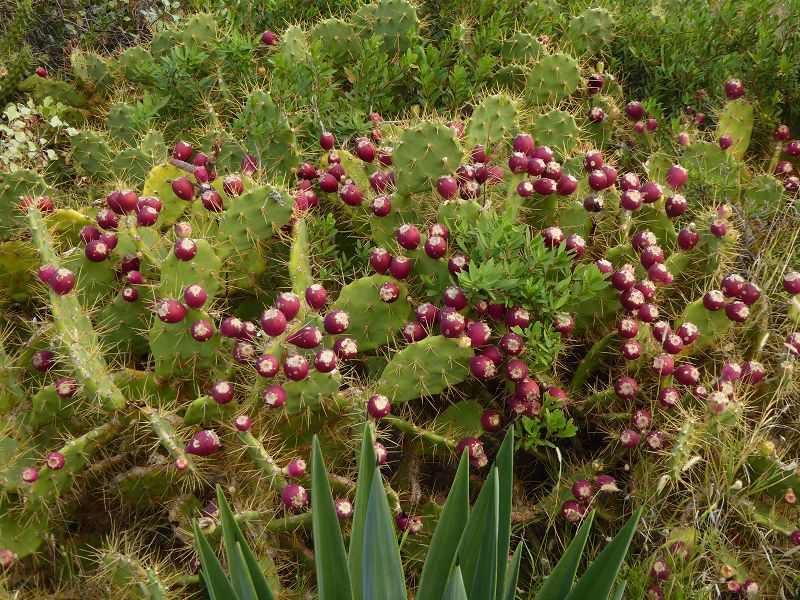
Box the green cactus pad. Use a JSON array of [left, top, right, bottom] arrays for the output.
[[0, 170, 49, 241], [681, 141, 741, 188], [523, 0, 560, 25], [28, 208, 127, 412], [463, 94, 518, 153], [431, 399, 483, 439], [354, 0, 419, 56], [99, 288, 155, 356], [159, 238, 221, 300], [526, 53, 582, 106], [149, 308, 219, 378], [392, 121, 463, 198], [277, 25, 311, 62], [183, 396, 234, 426], [285, 370, 343, 414], [675, 298, 732, 351], [375, 335, 473, 403], [745, 454, 800, 501], [118, 47, 156, 82], [30, 386, 80, 427], [533, 109, 580, 160], [112, 147, 160, 188], [107, 103, 140, 147], [328, 275, 411, 351], [109, 461, 180, 507], [717, 99, 754, 160], [141, 163, 192, 227], [235, 90, 298, 178], [198, 130, 243, 174], [217, 184, 293, 258], [70, 49, 115, 92], [310, 18, 361, 61], [0, 497, 49, 557], [0, 240, 38, 302], [181, 13, 218, 51], [112, 368, 178, 406], [742, 174, 783, 215], [70, 130, 113, 180], [564, 8, 614, 56], [500, 33, 545, 64]]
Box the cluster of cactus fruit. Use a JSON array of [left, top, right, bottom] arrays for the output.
[[2, 0, 800, 596]]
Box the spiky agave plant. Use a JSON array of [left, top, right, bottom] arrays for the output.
[[194, 425, 643, 599]]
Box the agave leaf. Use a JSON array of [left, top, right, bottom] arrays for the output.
[[563, 507, 643, 600], [231, 542, 259, 600], [535, 511, 596, 600], [503, 543, 523, 600], [191, 519, 238, 600], [215, 485, 275, 600], [459, 468, 499, 599], [416, 451, 470, 600], [443, 564, 470, 600], [362, 468, 406, 600], [349, 423, 377, 600], [312, 435, 353, 600], [495, 427, 515, 600], [610, 581, 627, 600]]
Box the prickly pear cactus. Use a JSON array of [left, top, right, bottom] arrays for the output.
[[2, 2, 800, 598]]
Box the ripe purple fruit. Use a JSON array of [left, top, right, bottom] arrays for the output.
[[370, 194, 391, 216], [739, 282, 761, 305], [46, 451, 66, 470], [84, 239, 111, 262], [587, 169, 608, 191], [324, 310, 350, 334], [677, 225, 699, 250], [335, 499, 353, 520], [481, 410, 501, 431], [644, 430, 667, 451], [389, 255, 411, 280], [286, 326, 323, 349], [652, 353, 675, 376], [720, 273, 745, 297], [703, 290, 726, 310], [415, 302, 439, 326], [664, 193, 687, 217], [339, 182, 363, 206], [373, 441, 387, 465], [456, 437, 487, 468], [719, 134, 733, 150], [625, 101, 645, 120], [724, 300, 749, 322], [22, 466, 39, 483], [370, 247, 391, 274], [587, 73, 605, 93], [562, 500, 586, 523], [262, 385, 287, 408], [320, 131, 335, 150], [617, 316, 639, 339], [508, 152, 529, 173], [354, 137, 376, 162], [261, 30, 277, 45], [276, 292, 301, 320], [305, 283, 328, 310], [504, 359, 528, 382], [367, 394, 391, 418], [185, 430, 221, 456], [211, 381, 235, 404], [443, 286, 467, 311], [541, 226, 564, 248], [784, 271, 800, 295], [571, 479, 594, 502], [424, 235, 447, 259], [674, 364, 700, 385], [396, 224, 421, 250], [173, 141, 193, 161], [286, 459, 307, 478], [231, 341, 256, 364], [379, 282, 400, 303], [614, 376, 638, 400], [437, 176, 458, 199], [283, 354, 309, 381], [620, 189, 643, 211], [724, 78, 744, 100], [171, 177, 195, 201], [583, 194, 603, 212], [281, 484, 308, 512], [439, 308, 466, 338], [554, 313, 575, 335], [255, 354, 280, 378], [621, 340, 641, 360], [55, 377, 78, 398], [658, 387, 681, 409], [333, 337, 358, 360], [448, 253, 469, 275], [155, 299, 187, 323], [619, 429, 640, 448], [513, 133, 535, 155], [234, 415, 252, 432], [640, 181, 663, 203], [191, 320, 214, 342], [222, 176, 244, 197], [499, 332, 523, 356]]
